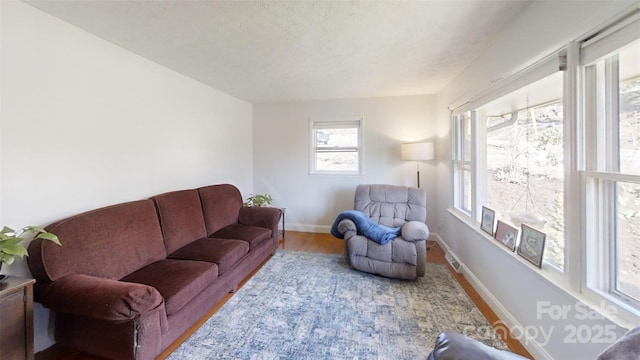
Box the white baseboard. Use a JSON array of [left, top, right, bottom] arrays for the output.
[[286, 223, 331, 233], [460, 263, 553, 359], [431, 232, 445, 248], [288, 227, 444, 239], [434, 234, 552, 360]]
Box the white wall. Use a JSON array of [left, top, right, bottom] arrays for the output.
[[253, 95, 437, 233], [435, 1, 638, 359], [1, 2, 253, 351]]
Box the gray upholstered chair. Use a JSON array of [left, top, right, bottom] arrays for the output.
[[336, 184, 429, 279], [427, 331, 528, 360]]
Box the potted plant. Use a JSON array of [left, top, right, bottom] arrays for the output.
[[243, 193, 273, 207], [0, 226, 60, 273]]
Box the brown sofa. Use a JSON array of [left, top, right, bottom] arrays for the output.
[[27, 184, 282, 360]]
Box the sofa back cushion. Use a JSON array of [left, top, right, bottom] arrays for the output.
[[198, 184, 242, 235], [151, 189, 208, 254], [28, 200, 166, 282], [354, 184, 427, 227]]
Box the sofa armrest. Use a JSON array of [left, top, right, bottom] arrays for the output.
[[239, 206, 282, 230], [597, 325, 640, 360], [401, 221, 429, 242], [41, 274, 165, 323]]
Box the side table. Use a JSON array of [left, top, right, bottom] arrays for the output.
[[0, 276, 35, 360], [277, 207, 285, 240]]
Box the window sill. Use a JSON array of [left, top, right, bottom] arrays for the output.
[[446, 208, 639, 330]]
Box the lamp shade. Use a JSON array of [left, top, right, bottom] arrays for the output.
[[401, 142, 434, 161]]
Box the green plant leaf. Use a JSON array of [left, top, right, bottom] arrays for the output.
[[0, 237, 23, 247], [1, 226, 15, 233], [0, 226, 16, 238], [2, 243, 28, 257], [23, 225, 47, 233], [0, 253, 15, 265], [36, 232, 61, 245], [244, 193, 273, 207], [1, 225, 61, 265]]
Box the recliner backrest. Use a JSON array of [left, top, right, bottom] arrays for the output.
[[354, 184, 426, 227]]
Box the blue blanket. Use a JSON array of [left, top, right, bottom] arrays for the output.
[[330, 210, 401, 245]]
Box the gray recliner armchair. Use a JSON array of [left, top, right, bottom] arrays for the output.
[[335, 184, 429, 279], [427, 325, 640, 359]]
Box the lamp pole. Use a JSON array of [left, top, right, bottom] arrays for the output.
[[401, 142, 434, 189]]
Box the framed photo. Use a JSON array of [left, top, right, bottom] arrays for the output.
[[480, 206, 495, 235], [494, 220, 518, 252], [517, 224, 546, 268]]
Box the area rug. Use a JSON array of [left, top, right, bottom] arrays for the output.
[[168, 250, 506, 359]]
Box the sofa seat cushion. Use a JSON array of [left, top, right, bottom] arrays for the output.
[[211, 224, 271, 250], [168, 238, 249, 275], [121, 259, 218, 316]]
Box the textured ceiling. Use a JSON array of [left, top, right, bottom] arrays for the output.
[[25, 0, 531, 104]]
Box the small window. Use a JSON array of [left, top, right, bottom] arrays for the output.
[[452, 111, 474, 215], [310, 118, 363, 175]]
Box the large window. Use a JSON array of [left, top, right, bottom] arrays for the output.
[[449, 8, 640, 319], [309, 118, 363, 175], [452, 64, 566, 269], [584, 35, 640, 310], [484, 72, 565, 269]]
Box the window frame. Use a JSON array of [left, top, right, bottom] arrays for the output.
[[452, 111, 475, 217], [581, 29, 640, 323], [309, 117, 364, 176], [451, 51, 569, 273]]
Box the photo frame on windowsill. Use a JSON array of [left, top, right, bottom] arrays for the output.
[[494, 220, 518, 252], [480, 206, 495, 236], [517, 224, 546, 268]]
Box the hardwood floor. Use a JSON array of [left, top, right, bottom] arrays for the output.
[[36, 231, 532, 359]]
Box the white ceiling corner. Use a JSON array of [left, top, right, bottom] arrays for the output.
[[24, 0, 532, 104]]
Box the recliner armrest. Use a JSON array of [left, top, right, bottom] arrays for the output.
[[337, 219, 357, 239], [41, 274, 165, 324], [401, 221, 429, 241]]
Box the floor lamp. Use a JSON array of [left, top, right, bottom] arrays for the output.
[[401, 142, 434, 188]]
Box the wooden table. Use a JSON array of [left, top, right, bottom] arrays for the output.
[[278, 207, 286, 239]]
